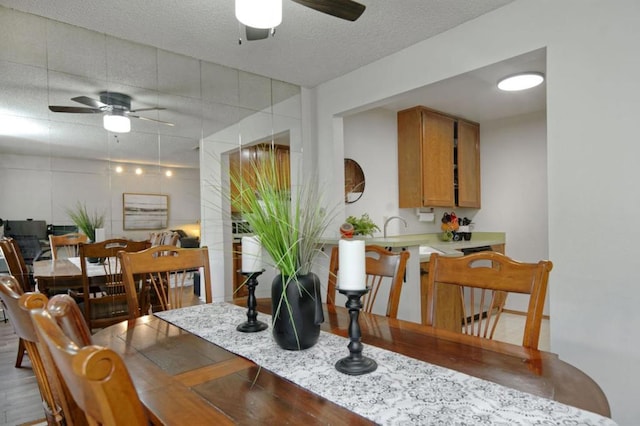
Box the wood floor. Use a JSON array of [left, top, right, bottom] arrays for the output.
[[0, 305, 550, 426], [0, 318, 44, 426]]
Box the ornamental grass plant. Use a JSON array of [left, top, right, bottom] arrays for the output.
[[66, 201, 105, 241], [230, 148, 335, 277]]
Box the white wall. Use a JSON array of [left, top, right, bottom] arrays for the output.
[[0, 153, 200, 241], [311, 1, 640, 422]]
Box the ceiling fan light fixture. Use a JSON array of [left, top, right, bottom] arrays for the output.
[[103, 113, 131, 133], [497, 72, 545, 91], [235, 0, 282, 29]]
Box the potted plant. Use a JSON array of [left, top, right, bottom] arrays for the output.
[[346, 213, 380, 237], [230, 149, 335, 350], [66, 202, 105, 242]]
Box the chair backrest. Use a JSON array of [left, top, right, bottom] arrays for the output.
[[327, 245, 410, 318], [424, 252, 553, 350], [119, 245, 212, 319], [20, 293, 92, 426], [29, 297, 148, 426], [78, 239, 151, 331], [149, 231, 179, 247], [49, 233, 89, 260], [0, 276, 78, 425], [0, 237, 33, 292]]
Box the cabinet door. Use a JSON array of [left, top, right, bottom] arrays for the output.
[[457, 120, 481, 208], [398, 107, 423, 208], [422, 111, 455, 207], [229, 147, 257, 213], [233, 242, 248, 298]]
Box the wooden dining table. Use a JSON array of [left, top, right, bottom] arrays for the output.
[[32, 257, 108, 296], [32, 258, 84, 296], [90, 300, 611, 424]]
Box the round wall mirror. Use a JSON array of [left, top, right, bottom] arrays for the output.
[[344, 158, 365, 204]]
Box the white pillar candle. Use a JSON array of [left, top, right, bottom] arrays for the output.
[[241, 236, 263, 273], [337, 239, 366, 290], [94, 228, 106, 242]]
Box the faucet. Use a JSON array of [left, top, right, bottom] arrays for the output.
[[383, 216, 407, 238]]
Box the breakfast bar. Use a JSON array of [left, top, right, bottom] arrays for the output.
[[316, 232, 506, 323]]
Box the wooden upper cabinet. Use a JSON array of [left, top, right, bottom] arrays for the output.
[[422, 110, 455, 207], [398, 106, 480, 208], [457, 120, 481, 208], [229, 144, 290, 213]]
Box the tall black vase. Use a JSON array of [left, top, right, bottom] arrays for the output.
[[271, 272, 324, 350]]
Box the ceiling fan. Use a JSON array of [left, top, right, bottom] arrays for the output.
[[48, 91, 174, 133], [238, 0, 366, 42]]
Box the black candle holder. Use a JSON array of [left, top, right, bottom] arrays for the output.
[[236, 269, 268, 333], [335, 287, 377, 375]]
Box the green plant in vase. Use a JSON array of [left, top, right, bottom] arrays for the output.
[[230, 148, 335, 350], [66, 202, 105, 242], [346, 213, 380, 237]]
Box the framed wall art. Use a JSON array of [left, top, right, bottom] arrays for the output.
[[123, 193, 169, 230]]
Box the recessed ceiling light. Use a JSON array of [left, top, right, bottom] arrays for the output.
[[135, 168, 143, 175], [165, 170, 173, 177], [115, 166, 124, 173], [497, 72, 545, 91]]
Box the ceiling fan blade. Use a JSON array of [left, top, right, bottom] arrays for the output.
[[246, 26, 270, 41], [129, 107, 166, 113], [49, 106, 102, 113], [71, 96, 108, 109], [291, 0, 365, 21], [129, 114, 175, 126]]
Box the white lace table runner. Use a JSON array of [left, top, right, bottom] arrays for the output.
[[67, 257, 109, 277], [155, 303, 615, 425]]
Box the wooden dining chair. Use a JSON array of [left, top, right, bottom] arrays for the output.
[[49, 233, 89, 260], [0, 237, 33, 367], [119, 245, 212, 319], [29, 296, 148, 426], [327, 245, 410, 318], [149, 231, 180, 247], [77, 239, 151, 331], [20, 293, 92, 426], [0, 276, 82, 425], [0, 237, 34, 292], [423, 251, 553, 350]]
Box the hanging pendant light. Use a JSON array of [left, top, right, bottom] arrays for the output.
[[103, 111, 131, 133], [497, 72, 545, 91], [235, 0, 282, 29]]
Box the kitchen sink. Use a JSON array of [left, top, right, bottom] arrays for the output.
[[419, 245, 443, 255]]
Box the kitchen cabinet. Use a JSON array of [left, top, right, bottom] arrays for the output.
[[232, 241, 248, 298], [229, 143, 290, 213], [398, 106, 480, 208]]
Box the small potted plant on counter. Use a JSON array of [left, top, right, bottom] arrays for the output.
[[346, 213, 380, 237]]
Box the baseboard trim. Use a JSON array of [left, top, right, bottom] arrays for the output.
[[503, 308, 550, 320]]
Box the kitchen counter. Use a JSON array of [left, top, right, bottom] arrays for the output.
[[321, 232, 505, 261], [316, 232, 505, 324]]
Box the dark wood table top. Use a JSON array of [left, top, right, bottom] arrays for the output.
[[33, 258, 81, 278], [32, 259, 83, 296], [92, 302, 610, 424]]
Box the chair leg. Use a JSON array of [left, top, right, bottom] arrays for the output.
[[15, 338, 26, 368]]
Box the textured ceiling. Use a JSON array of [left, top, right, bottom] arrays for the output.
[[0, 0, 515, 87], [1, 1, 547, 169]]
